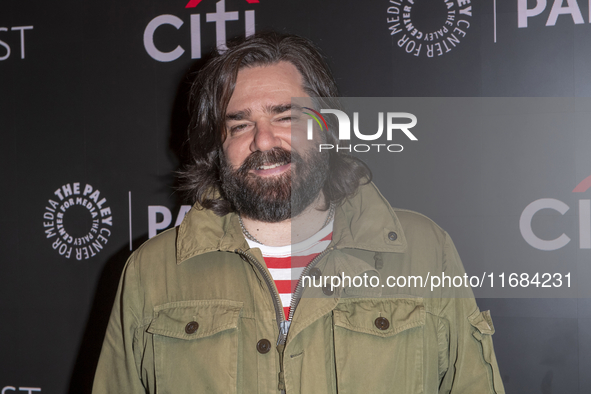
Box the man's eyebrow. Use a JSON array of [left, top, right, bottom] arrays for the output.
[[225, 104, 299, 121], [225, 109, 251, 121], [266, 104, 292, 114]]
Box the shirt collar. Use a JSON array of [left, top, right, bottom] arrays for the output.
[[176, 182, 407, 264]]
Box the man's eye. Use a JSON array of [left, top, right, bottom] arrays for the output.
[[278, 116, 292, 122], [230, 124, 247, 133]]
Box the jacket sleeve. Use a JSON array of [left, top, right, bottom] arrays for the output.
[[92, 253, 147, 393], [438, 233, 505, 394]]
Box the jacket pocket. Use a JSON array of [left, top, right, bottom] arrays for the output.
[[332, 298, 425, 394], [468, 308, 505, 394], [147, 299, 243, 394]]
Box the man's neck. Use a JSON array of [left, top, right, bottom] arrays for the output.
[[240, 193, 330, 247]]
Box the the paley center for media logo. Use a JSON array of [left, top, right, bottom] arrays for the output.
[[386, 0, 472, 57], [302, 106, 418, 153], [43, 182, 113, 260]]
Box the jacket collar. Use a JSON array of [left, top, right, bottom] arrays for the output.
[[176, 182, 407, 264]]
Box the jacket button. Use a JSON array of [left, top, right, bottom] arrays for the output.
[[388, 232, 398, 241], [257, 339, 272, 354], [309, 267, 322, 279], [322, 285, 334, 296], [185, 321, 199, 334], [375, 317, 390, 330]]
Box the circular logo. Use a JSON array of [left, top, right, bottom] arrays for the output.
[[42, 182, 113, 260], [386, 0, 472, 58]]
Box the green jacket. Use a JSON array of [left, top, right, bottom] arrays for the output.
[[93, 182, 504, 393]]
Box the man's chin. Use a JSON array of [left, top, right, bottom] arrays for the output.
[[237, 196, 291, 223], [242, 183, 291, 205], [221, 147, 327, 222]]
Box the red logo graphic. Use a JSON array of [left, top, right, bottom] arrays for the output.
[[186, 0, 259, 8], [573, 175, 591, 193]]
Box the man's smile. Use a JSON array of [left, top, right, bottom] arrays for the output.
[[251, 162, 291, 176]]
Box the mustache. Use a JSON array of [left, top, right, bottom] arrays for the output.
[[236, 148, 301, 175]]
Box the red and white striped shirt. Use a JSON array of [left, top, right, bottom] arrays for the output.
[[245, 220, 333, 318]]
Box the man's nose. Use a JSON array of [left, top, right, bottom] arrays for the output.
[[250, 121, 282, 152]]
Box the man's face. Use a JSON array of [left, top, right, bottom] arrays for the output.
[[220, 61, 328, 222]]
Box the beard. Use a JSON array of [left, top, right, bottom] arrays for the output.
[[220, 147, 329, 222]]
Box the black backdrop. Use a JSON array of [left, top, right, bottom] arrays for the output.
[[2, 0, 591, 392]]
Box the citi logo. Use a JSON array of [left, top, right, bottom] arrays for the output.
[[305, 109, 417, 153], [144, 0, 257, 62], [520, 175, 591, 251]]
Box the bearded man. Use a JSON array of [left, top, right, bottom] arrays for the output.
[[92, 32, 504, 394]]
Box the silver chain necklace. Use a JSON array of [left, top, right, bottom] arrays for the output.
[[238, 202, 336, 246]]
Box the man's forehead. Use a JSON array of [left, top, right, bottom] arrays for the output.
[[225, 103, 302, 121], [231, 62, 305, 94], [237, 60, 302, 80]]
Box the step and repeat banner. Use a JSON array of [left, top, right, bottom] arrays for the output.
[[2, 0, 591, 393]]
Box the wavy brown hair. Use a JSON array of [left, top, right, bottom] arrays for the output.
[[178, 32, 371, 216]]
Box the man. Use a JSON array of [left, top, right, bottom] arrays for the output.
[[93, 32, 504, 393]]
